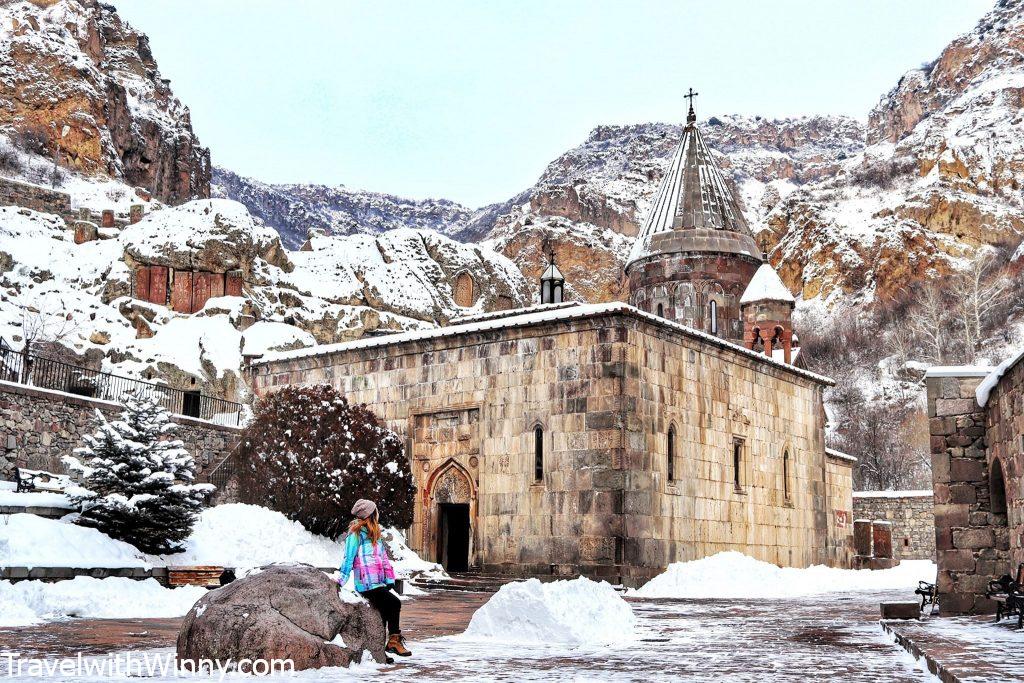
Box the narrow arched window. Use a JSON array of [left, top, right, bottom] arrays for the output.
[[783, 449, 791, 500], [667, 426, 676, 482], [992, 458, 1008, 517], [709, 300, 718, 335], [534, 426, 544, 483], [656, 303, 665, 317]]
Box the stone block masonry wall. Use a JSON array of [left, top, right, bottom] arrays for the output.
[[852, 491, 935, 560], [926, 369, 1009, 616], [985, 356, 1024, 572], [0, 380, 241, 494], [0, 176, 71, 216]]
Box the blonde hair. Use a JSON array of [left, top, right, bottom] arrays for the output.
[[349, 512, 382, 544]]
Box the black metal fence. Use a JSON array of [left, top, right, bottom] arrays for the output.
[[0, 342, 243, 426]]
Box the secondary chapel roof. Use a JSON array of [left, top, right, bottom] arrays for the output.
[[740, 262, 797, 305], [254, 301, 833, 386]]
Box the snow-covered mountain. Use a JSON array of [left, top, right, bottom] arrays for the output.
[[0, 0, 209, 203], [212, 168, 476, 250], [0, 198, 530, 402]]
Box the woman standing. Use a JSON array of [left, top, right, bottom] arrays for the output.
[[338, 498, 412, 657]]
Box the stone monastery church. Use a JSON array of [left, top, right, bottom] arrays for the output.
[[252, 100, 855, 587]]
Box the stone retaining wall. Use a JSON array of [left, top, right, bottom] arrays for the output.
[[0, 380, 241, 487], [852, 491, 935, 560], [925, 368, 1008, 616], [0, 176, 71, 217]]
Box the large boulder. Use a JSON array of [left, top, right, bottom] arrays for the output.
[[177, 564, 387, 671]]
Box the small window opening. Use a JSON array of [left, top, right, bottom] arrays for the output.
[[534, 426, 544, 483], [783, 449, 790, 500], [656, 302, 664, 317], [667, 426, 676, 482], [710, 300, 718, 335], [733, 438, 743, 490]]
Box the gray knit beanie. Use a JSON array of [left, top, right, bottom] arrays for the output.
[[351, 499, 377, 520]]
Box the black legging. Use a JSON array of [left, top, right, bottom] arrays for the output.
[[361, 586, 401, 635]]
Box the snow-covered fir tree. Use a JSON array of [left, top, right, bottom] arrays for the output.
[[62, 391, 214, 554]]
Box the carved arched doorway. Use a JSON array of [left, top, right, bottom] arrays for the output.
[[426, 460, 475, 572]]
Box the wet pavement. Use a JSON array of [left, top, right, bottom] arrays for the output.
[[884, 612, 1024, 683], [0, 587, 948, 681]]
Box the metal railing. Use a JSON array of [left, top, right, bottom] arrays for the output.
[[0, 342, 243, 426]]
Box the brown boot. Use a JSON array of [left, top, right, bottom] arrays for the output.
[[386, 633, 412, 657]]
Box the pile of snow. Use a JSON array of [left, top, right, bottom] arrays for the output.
[[1, 505, 444, 585], [464, 577, 635, 648], [0, 577, 204, 627], [383, 528, 446, 580], [0, 490, 73, 509], [0, 514, 149, 569], [630, 551, 936, 599], [152, 503, 342, 569]]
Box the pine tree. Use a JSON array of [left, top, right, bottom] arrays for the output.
[[236, 384, 415, 538], [63, 391, 214, 554]]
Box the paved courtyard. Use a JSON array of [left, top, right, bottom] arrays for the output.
[[0, 588, 958, 682]]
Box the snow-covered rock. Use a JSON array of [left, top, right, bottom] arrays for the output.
[[464, 577, 636, 648], [630, 551, 936, 599]]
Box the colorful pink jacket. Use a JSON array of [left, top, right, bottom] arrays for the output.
[[339, 530, 396, 592]]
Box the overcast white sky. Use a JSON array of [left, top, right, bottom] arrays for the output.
[[116, 0, 991, 207]]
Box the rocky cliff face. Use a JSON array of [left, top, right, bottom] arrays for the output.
[[0, 0, 210, 203], [767, 0, 1024, 306], [212, 167, 473, 250]]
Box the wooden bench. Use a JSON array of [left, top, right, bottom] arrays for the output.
[[914, 581, 938, 615], [168, 566, 225, 588], [15, 467, 72, 493], [986, 563, 1024, 628]]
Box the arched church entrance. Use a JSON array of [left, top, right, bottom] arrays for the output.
[[429, 462, 474, 572]]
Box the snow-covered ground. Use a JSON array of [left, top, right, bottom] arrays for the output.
[[463, 577, 635, 647], [0, 577, 205, 627], [0, 503, 444, 626], [630, 551, 936, 599]]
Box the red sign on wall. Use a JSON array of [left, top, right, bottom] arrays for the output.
[[834, 510, 850, 529]]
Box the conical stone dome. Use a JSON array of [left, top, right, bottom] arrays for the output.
[[625, 95, 761, 341]]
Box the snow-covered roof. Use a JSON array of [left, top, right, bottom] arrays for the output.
[[852, 490, 932, 499], [449, 301, 578, 326], [740, 262, 796, 305], [976, 346, 1024, 407], [255, 301, 834, 385], [627, 116, 757, 267], [825, 447, 857, 463]]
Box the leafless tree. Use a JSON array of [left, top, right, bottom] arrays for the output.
[[906, 280, 949, 364], [951, 251, 1010, 362]]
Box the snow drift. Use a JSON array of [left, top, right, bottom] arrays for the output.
[[630, 551, 936, 599], [1, 504, 444, 579], [0, 577, 205, 627], [464, 577, 635, 647], [0, 513, 150, 569]]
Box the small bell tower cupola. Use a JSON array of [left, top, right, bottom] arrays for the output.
[[740, 244, 797, 364], [540, 251, 565, 304]]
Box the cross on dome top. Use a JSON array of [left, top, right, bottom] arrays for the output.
[[684, 88, 699, 124]]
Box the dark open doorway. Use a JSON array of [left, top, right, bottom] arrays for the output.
[[438, 503, 470, 572]]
